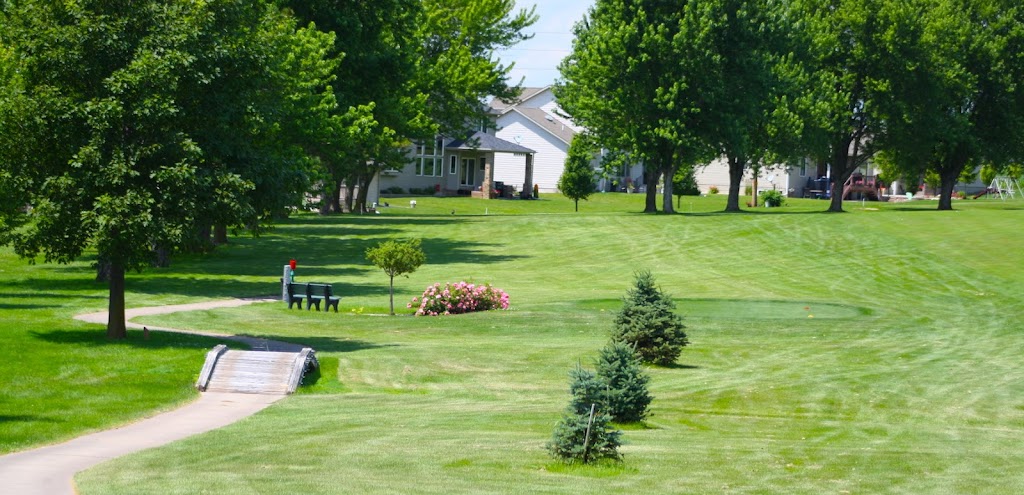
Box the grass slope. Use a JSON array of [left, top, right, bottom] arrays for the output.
[[8, 193, 1024, 493]]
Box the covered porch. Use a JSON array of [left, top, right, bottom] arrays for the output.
[[442, 132, 536, 199]]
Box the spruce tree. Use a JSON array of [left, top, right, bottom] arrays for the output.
[[612, 271, 688, 365], [596, 341, 652, 423], [548, 365, 622, 463], [568, 365, 606, 414], [548, 406, 622, 464]]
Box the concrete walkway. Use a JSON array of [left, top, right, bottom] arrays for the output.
[[0, 297, 300, 495]]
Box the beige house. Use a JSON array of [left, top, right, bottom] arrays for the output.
[[374, 132, 536, 200]]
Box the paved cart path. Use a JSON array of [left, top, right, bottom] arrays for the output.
[[0, 297, 300, 495]]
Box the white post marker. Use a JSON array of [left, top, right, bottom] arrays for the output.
[[282, 265, 293, 302]]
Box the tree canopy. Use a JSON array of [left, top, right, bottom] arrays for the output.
[[0, 0, 337, 337], [285, 0, 537, 215], [875, 0, 1024, 210]]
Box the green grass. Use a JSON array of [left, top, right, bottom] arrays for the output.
[[6, 192, 1024, 493]]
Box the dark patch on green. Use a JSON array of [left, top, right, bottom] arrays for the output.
[[576, 298, 871, 320]]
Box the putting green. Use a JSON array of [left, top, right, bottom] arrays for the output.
[[577, 298, 870, 320]]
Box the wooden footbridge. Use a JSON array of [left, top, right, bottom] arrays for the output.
[[196, 345, 317, 395]]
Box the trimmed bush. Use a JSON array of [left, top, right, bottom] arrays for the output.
[[762, 189, 785, 207], [596, 341, 652, 423], [411, 281, 510, 316], [612, 271, 689, 366]]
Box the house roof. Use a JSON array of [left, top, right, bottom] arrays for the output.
[[488, 86, 550, 113], [445, 131, 536, 154], [512, 107, 577, 145]]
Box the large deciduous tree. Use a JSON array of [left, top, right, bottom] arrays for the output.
[[0, 0, 336, 338], [415, 0, 537, 136], [794, 0, 924, 212], [879, 0, 1024, 210], [285, 0, 536, 215], [659, 0, 800, 212], [559, 0, 702, 214]]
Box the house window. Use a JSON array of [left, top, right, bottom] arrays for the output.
[[799, 159, 807, 177], [415, 141, 441, 177], [450, 155, 457, 175]]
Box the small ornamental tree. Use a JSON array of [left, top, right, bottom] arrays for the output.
[[612, 271, 689, 366], [557, 134, 598, 211], [366, 238, 426, 315], [596, 341, 652, 423], [548, 365, 622, 464]]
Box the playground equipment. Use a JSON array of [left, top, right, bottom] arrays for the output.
[[985, 176, 1022, 200]]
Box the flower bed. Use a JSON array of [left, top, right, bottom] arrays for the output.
[[410, 282, 510, 316]]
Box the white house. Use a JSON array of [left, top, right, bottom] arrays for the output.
[[488, 87, 581, 193]]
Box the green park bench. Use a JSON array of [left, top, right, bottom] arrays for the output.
[[305, 283, 341, 312]]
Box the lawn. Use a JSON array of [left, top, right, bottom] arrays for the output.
[[6, 192, 1024, 493]]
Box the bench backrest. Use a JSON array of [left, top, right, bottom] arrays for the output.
[[306, 283, 333, 297], [287, 282, 307, 296]]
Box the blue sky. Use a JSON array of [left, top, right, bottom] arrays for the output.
[[495, 1, 594, 89]]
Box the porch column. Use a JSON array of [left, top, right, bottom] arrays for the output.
[[523, 153, 535, 198], [481, 154, 494, 199]]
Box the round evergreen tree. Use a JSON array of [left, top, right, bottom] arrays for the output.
[[547, 406, 622, 464], [596, 341, 653, 423], [568, 364, 606, 415], [612, 271, 688, 366], [548, 365, 622, 463]]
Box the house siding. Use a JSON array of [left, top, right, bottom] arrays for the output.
[[494, 112, 569, 192]]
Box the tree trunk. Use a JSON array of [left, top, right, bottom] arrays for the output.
[[318, 181, 331, 215], [355, 175, 371, 213], [388, 275, 395, 315], [725, 155, 745, 212], [828, 135, 857, 213], [191, 225, 212, 252], [106, 262, 127, 339], [343, 180, 355, 213], [575, 199, 579, 212], [643, 169, 659, 213], [213, 224, 228, 245], [661, 165, 676, 214], [152, 244, 171, 267], [330, 178, 343, 213], [937, 173, 956, 210], [751, 177, 759, 208], [937, 150, 968, 211], [96, 259, 111, 282]]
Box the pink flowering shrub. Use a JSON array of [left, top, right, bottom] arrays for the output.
[[409, 281, 510, 316]]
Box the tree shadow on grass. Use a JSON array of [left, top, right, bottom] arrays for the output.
[[0, 303, 57, 310], [656, 363, 701, 370], [0, 414, 59, 423], [240, 335, 397, 354], [0, 278, 109, 297], [31, 327, 393, 356], [681, 209, 834, 217], [30, 328, 233, 350]]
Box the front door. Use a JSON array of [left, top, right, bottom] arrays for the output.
[[460, 158, 476, 187]]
